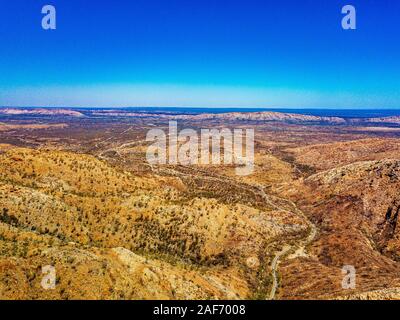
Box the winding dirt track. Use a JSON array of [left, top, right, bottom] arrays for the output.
[[268, 245, 291, 299], [254, 184, 317, 300]]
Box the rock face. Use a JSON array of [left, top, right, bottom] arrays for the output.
[[279, 159, 400, 299], [306, 159, 400, 260], [377, 200, 400, 252]]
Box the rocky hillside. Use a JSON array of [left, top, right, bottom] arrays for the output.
[[279, 159, 400, 299], [0, 146, 304, 299]]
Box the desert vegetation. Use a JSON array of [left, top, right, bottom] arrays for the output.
[[1, 109, 400, 299]]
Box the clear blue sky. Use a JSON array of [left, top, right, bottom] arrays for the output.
[[0, 0, 399, 108]]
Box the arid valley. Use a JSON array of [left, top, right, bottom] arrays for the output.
[[1, 107, 400, 300]]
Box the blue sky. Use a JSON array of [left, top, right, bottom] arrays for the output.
[[0, 0, 399, 108]]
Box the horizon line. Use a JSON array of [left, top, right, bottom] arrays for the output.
[[2, 106, 400, 111]]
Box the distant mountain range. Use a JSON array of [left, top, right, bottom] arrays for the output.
[[0, 108, 84, 117], [2, 107, 400, 125]]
